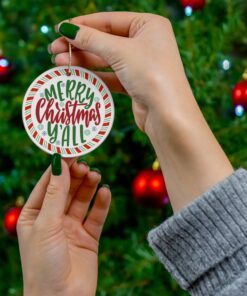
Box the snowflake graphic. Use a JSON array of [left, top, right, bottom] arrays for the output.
[[38, 124, 44, 130]]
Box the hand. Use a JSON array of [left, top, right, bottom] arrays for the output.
[[49, 12, 233, 212], [49, 12, 191, 133], [17, 157, 111, 296]]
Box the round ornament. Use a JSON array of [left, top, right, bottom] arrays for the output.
[[232, 80, 247, 110], [4, 207, 22, 236], [132, 168, 169, 207], [22, 66, 114, 157], [181, 0, 206, 10], [0, 55, 14, 83]]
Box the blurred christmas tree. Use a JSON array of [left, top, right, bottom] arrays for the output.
[[0, 0, 247, 295]]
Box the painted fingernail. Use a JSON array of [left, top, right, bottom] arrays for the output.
[[91, 167, 101, 175], [47, 43, 52, 54], [52, 153, 61, 176], [77, 159, 88, 166], [102, 184, 110, 189], [51, 54, 56, 64], [59, 23, 80, 40]]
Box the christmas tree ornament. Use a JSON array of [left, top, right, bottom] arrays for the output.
[[243, 69, 247, 81], [232, 70, 247, 116], [0, 54, 14, 83], [132, 162, 169, 207], [4, 207, 22, 236], [4, 196, 24, 236], [22, 44, 114, 157], [181, 0, 206, 11]]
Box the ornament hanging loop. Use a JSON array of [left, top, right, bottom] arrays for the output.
[[66, 19, 72, 76], [67, 42, 72, 76]]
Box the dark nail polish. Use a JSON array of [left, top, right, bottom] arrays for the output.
[[52, 153, 61, 176], [91, 167, 101, 175], [59, 23, 80, 40], [77, 159, 88, 166], [102, 184, 110, 189], [47, 44, 52, 54], [51, 54, 56, 64]]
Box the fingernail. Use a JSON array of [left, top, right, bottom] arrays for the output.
[[91, 167, 101, 175], [102, 184, 110, 189], [51, 54, 56, 64], [77, 159, 88, 166], [59, 23, 80, 40], [52, 153, 61, 176], [47, 43, 52, 54]]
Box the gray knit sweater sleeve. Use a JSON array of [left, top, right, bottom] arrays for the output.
[[148, 168, 247, 296]]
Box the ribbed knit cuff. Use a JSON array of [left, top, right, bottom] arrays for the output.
[[148, 168, 247, 296]]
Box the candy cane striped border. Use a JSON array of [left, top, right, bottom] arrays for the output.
[[23, 66, 114, 157]]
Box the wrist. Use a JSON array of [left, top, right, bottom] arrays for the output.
[[24, 285, 64, 296], [145, 89, 233, 212], [145, 95, 199, 144]]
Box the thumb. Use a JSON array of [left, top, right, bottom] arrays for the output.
[[38, 154, 70, 223], [57, 22, 123, 64]]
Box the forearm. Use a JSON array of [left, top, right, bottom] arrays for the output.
[[148, 168, 247, 295], [146, 84, 233, 212]]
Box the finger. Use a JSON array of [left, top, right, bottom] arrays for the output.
[[49, 37, 81, 54], [93, 71, 126, 94], [67, 170, 101, 221], [64, 160, 89, 211], [69, 160, 89, 196], [83, 186, 111, 241], [24, 166, 51, 211], [37, 158, 70, 222], [67, 12, 142, 37], [23, 158, 75, 212], [63, 157, 77, 167], [54, 51, 109, 69], [57, 22, 125, 64], [51, 11, 142, 55]]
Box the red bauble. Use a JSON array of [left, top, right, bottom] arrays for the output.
[[0, 55, 13, 83], [180, 0, 206, 10], [232, 81, 247, 109], [132, 169, 169, 207], [4, 207, 22, 236]]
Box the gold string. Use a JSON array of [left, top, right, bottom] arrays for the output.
[[67, 42, 72, 76], [67, 19, 72, 76]]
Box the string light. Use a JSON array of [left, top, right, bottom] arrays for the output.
[[222, 59, 231, 71], [185, 6, 193, 16], [40, 25, 49, 34], [0, 57, 9, 68], [235, 105, 245, 117]]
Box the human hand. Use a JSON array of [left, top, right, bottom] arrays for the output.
[[17, 155, 111, 296], [49, 12, 233, 213], [49, 12, 193, 134]]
